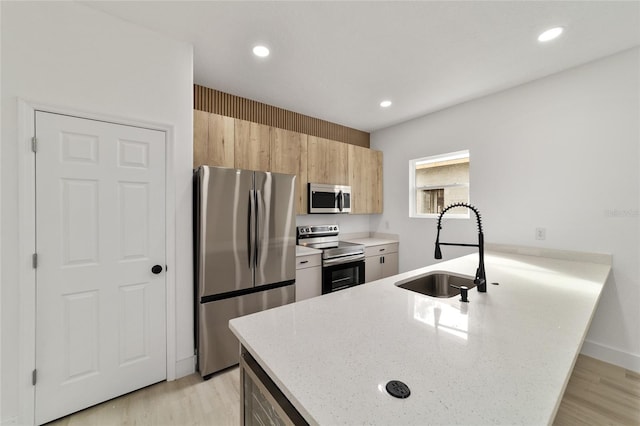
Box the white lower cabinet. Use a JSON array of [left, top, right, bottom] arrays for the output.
[[364, 243, 399, 283], [295, 253, 322, 301]]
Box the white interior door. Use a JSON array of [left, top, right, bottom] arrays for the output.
[[34, 111, 167, 425]]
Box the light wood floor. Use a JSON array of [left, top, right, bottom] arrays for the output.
[[554, 355, 640, 425], [49, 355, 639, 425], [48, 367, 241, 426]]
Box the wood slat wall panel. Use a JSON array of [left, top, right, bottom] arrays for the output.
[[194, 84, 370, 148]]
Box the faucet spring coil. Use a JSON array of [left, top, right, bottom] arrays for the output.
[[437, 202, 484, 233]]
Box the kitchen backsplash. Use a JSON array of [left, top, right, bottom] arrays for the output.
[[295, 214, 371, 234]]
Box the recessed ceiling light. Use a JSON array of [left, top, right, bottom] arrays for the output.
[[538, 27, 564, 42], [380, 100, 392, 108], [253, 45, 270, 57]]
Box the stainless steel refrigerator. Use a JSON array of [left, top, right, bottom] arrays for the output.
[[194, 166, 296, 378]]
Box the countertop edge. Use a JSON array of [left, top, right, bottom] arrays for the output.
[[340, 237, 399, 246], [547, 265, 612, 423], [229, 322, 320, 425]]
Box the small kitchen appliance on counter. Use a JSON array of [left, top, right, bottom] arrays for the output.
[[194, 166, 297, 378], [297, 225, 365, 293]]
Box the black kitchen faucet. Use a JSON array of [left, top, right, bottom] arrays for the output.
[[434, 203, 487, 292]]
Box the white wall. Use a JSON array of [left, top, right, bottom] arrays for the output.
[[1, 2, 193, 423], [370, 48, 640, 372]]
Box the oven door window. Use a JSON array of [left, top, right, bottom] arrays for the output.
[[322, 260, 364, 294]]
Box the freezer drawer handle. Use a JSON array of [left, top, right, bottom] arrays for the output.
[[151, 265, 163, 274]]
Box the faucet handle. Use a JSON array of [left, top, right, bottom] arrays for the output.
[[474, 276, 487, 293], [474, 266, 487, 293]]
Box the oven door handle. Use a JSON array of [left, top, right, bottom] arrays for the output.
[[323, 253, 365, 266]]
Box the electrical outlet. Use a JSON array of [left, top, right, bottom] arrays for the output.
[[535, 227, 546, 240]]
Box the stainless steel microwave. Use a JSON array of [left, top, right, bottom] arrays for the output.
[[308, 183, 351, 214]]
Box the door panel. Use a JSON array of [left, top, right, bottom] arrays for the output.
[[197, 166, 254, 297], [61, 179, 99, 265], [198, 284, 295, 377], [62, 290, 99, 382], [34, 111, 166, 425], [381, 252, 399, 279], [254, 172, 296, 287], [118, 182, 149, 260]]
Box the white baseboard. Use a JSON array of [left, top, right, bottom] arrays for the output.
[[581, 339, 640, 373], [175, 355, 196, 379], [0, 416, 18, 425]]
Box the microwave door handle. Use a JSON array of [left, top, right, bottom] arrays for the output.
[[338, 190, 343, 212]]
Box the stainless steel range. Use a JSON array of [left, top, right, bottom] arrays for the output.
[[297, 225, 365, 293]]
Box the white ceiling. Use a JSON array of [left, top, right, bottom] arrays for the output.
[[84, 1, 640, 133]]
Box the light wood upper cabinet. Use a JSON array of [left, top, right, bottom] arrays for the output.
[[193, 111, 234, 169], [193, 110, 209, 168], [234, 119, 270, 172], [348, 145, 383, 214], [270, 128, 308, 215], [193, 110, 382, 214], [371, 150, 383, 213], [307, 136, 349, 185], [209, 114, 235, 168]]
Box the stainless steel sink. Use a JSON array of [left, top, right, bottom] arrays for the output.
[[396, 272, 476, 298]]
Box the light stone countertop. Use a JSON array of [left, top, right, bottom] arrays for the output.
[[230, 248, 611, 425], [296, 245, 322, 257], [341, 237, 398, 247]]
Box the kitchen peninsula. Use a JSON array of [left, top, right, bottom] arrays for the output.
[[230, 245, 611, 425]]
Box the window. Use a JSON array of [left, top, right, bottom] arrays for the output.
[[409, 150, 470, 218]]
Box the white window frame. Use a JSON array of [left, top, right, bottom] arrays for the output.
[[409, 150, 470, 219]]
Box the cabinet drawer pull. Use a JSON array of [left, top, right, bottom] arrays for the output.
[[379, 248, 385, 252], [300, 260, 309, 264]]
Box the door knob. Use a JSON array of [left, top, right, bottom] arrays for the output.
[[151, 265, 163, 274]]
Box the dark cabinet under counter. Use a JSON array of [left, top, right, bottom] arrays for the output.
[[240, 346, 309, 426]]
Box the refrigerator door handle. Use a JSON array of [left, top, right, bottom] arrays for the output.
[[248, 189, 256, 269], [255, 189, 262, 267]]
